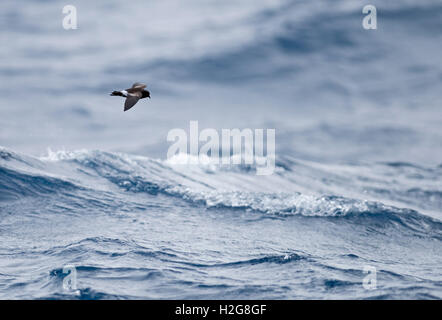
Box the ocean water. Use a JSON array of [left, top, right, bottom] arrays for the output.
[[0, 0, 441, 299]]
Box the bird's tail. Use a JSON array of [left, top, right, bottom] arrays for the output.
[[110, 91, 124, 96]]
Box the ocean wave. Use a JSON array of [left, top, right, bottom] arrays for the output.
[[0, 166, 80, 201], [1, 147, 441, 237], [2, 147, 439, 298]]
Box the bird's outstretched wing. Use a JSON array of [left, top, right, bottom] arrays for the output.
[[127, 83, 146, 94], [129, 82, 147, 91], [124, 92, 141, 111]]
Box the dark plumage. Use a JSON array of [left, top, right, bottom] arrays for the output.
[[110, 82, 151, 111]]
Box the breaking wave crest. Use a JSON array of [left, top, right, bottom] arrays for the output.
[[1, 147, 441, 236]]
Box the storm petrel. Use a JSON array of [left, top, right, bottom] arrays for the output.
[[110, 83, 151, 111]]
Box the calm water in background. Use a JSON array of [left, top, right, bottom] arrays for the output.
[[0, 0, 441, 299]]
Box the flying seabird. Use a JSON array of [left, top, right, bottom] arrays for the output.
[[110, 82, 151, 111]]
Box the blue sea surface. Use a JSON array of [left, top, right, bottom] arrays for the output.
[[0, 0, 441, 299]]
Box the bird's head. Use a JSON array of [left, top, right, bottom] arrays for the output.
[[143, 90, 151, 99]]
